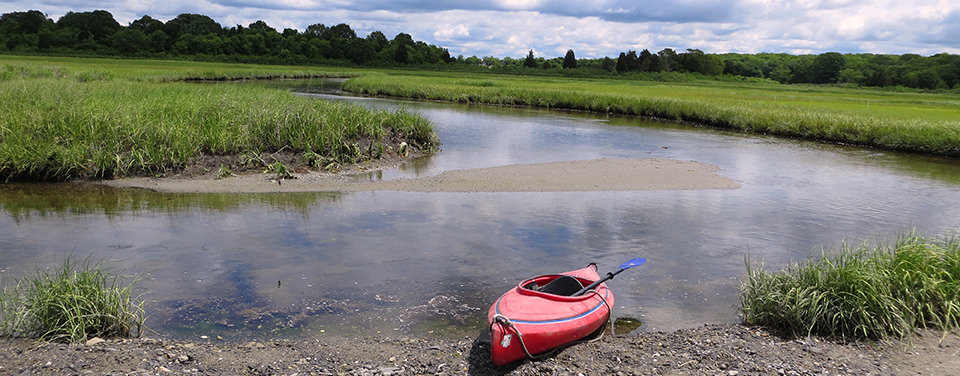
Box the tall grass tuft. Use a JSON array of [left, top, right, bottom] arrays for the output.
[[0, 258, 145, 342], [741, 234, 960, 340]]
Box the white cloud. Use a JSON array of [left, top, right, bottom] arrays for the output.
[[2, 0, 958, 57], [433, 23, 470, 41]]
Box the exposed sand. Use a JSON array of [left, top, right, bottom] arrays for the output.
[[103, 158, 741, 193]]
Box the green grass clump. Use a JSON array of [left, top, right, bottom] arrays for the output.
[[0, 258, 145, 342], [740, 234, 960, 340]]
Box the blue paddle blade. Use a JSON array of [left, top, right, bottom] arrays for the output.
[[618, 257, 647, 270]]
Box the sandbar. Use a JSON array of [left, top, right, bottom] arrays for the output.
[[103, 158, 741, 193]]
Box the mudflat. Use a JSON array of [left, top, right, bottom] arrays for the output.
[[103, 158, 742, 193]]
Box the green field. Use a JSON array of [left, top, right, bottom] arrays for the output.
[[0, 56, 437, 181], [0, 55, 363, 81], [343, 72, 960, 157]]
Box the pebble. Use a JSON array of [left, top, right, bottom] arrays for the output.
[[2, 324, 956, 375]]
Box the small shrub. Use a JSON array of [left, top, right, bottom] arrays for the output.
[[238, 151, 265, 168], [216, 164, 234, 179], [265, 161, 294, 180], [0, 258, 145, 342], [302, 149, 323, 169], [740, 234, 960, 340]]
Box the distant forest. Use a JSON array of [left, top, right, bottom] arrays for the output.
[[2, 9, 959, 90]]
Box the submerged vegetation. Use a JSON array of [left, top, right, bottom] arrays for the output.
[[344, 73, 960, 157], [741, 234, 960, 340], [0, 58, 438, 181], [0, 258, 145, 342]]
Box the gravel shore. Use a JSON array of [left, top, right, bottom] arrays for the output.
[[3, 324, 958, 375]]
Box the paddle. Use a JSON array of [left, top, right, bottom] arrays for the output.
[[572, 257, 646, 296]]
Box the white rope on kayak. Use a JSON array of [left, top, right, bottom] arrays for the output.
[[491, 314, 546, 361], [490, 288, 611, 362]]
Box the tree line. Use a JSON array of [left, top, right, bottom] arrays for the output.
[[506, 48, 958, 90], [0, 9, 454, 66], [2, 9, 958, 90]]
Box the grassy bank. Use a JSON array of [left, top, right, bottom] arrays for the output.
[[741, 234, 960, 340], [0, 258, 144, 342], [0, 57, 437, 181], [344, 72, 960, 157]]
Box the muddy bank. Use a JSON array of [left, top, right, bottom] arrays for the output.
[[2, 324, 958, 375], [103, 158, 741, 193]]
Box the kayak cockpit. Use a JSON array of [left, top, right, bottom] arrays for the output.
[[518, 274, 598, 301], [523, 275, 585, 296]]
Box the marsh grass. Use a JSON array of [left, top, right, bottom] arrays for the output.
[[0, 69, 437, 181], [0, 55, 357, 82], [0, 258, 145, 342], [741, 235, 960, 340], [344, 73, 960, 157]]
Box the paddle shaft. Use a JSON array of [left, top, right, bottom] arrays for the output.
[[572, 267, 627, 296]]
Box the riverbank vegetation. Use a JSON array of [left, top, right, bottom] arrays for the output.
[[0, 57, 437, 182], [343, 72, 960, 157], [741, 234, 960, 340], [3, 9, 959, 91], [0, 258, 145, 342]]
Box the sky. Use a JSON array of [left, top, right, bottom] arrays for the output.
[[3, 0, 959, 58]]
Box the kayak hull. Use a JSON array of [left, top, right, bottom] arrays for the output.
[[488, 264, 614, 366]]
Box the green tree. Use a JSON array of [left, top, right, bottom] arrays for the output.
[[146, 30, 170, 53], [366, 31, 388, 52], [599, 56, 616, 72], [678, 49, 723, 75], [524, 49, 538, 68], [864, 69, 893, 87], [56, 10, 120, 43], [0, 10, 50, 34], [441, 48, 454, 63], [344, 38, 374, 64], [247, 20, 274, 33], [392, 33, 414, 64], [109, 29, 150, 55], [163, 13, 221, 40], [0, 10, 54, 50], [562, 49, 577, 69], [616, 50, 640, 73], [129, 15, 163, 35], [638, 49, 659, 72], [721, 53, 763, 77], [327, 23, 356, 40], [836, 68, 865, 85], [811, 52, 845, 83], [304, 23, 328, 38], [657, 48, 679, 72]]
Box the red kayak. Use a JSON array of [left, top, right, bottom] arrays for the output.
[[487, 263, 614, 366]]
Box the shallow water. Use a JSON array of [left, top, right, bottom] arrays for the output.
[[2, 87, 960, 340]]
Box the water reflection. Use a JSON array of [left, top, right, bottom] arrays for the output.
[[2, 88, 960, 339], [0, 183, 342, 220]]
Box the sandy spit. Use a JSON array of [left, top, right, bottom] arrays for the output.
[[103, 158, 741, 193]]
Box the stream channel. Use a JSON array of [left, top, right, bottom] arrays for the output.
[[2, 80, 960, 340]]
